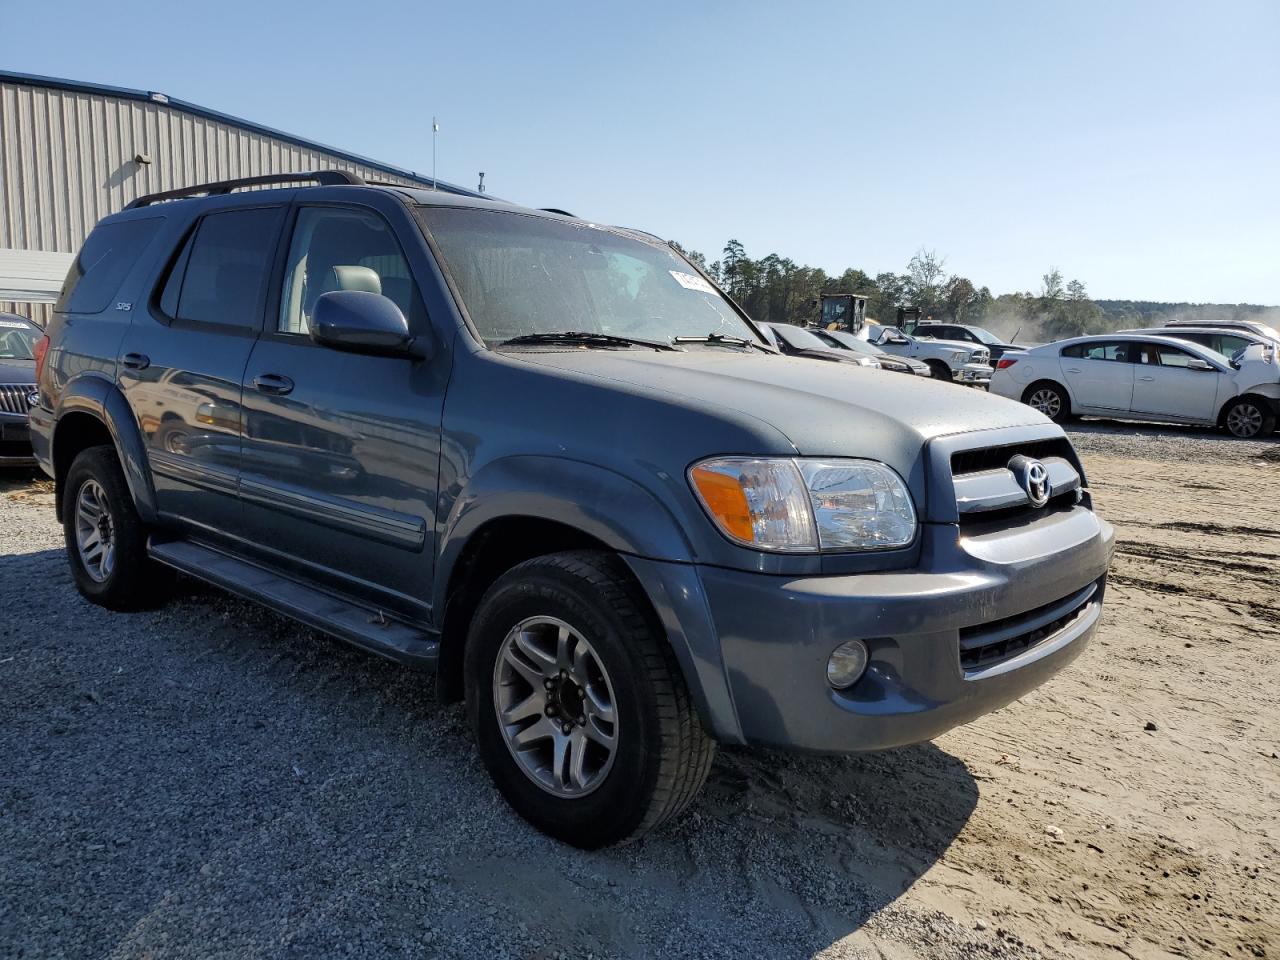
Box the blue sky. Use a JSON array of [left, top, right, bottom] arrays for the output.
[[4, 0, 1277, 303]]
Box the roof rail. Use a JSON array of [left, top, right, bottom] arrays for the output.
[[125, 170, 364, 208]]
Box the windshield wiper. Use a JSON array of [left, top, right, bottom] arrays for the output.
[[499, 331, 679, 351], [673, 332, 772, 352]]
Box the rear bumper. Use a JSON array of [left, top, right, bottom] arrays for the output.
[[634, 507, 1114, 753]]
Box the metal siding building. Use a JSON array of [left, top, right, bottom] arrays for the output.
[[0, 71, 476, 325]]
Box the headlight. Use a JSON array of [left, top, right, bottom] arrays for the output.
[[689, 457, 917, 552], [856, 357, 881, 368], [949, 350, 968, 364]]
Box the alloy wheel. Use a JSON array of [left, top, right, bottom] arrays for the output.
[[1227, 402, 1263, 438], [1028, 388, 1062, 419], [492, 615, 619, 798], [74, 478, 116, 583]]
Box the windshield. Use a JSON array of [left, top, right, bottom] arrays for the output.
[[967, 326, 1002, 345], [772, 325, 831, 350], [0, 318, 37, 360], [825, 330, 879, 355], [418, 208, 762, 347]]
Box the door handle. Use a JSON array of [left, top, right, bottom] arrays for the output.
[[1138, 376, 1154, 382], [121, 352, 150, 370], [252, 373, 294, 396], [1064, 367, 1082, 374]]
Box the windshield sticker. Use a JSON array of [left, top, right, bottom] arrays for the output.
[[0, 320, 30, 328], [669, 271, 718, 295]]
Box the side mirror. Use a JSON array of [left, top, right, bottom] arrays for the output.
[[1185, 358, 1213, 371], [310, 291, 431, 360]]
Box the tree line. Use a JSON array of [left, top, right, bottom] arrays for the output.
[[675, 240, 1274, 343]]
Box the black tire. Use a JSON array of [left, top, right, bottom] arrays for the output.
[[1222, 395, 1277, 439], [63, 445, 168, 610], [464, 550, 715, 848], [925, 360, 952, 381], [1022, 380, 1071, 423]]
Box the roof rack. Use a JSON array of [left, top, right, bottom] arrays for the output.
[[125, 170, 364, 208]]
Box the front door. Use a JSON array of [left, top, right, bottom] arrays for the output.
[[1059, 340, 1136, 412], [236, 201, 446, 621], [118, 200, 286, 538], [1129, 342, 1224, 421]]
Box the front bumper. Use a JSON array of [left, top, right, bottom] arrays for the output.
[[954, 362, 994, 386], [0, 412, 35, 466], [639, 506, 1114, 754]]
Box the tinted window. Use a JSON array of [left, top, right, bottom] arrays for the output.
[[1061, 341, 1130, 361], [772, 324, 830, 350], [166, 208, 284, 328], [279, 207, 425, 335], [56, 218, 161, 314]]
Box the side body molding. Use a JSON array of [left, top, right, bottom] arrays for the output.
[[53, 374, 157, 523]]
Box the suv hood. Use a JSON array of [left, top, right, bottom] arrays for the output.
[[515, 348, 1052, 457], [0, 357, 35, 384]]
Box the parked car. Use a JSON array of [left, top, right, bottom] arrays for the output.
[[1161, 318, 1280, 345], [913, 322, 1026, 362], [867, 326, 994, 385], [812, 328, 931, 375], [0, 312, 41, 466], [990, 333, 1280, 438], [30, 171, 1115, 848], [766, 322, 881, 369], [1119, 325, 1277, 360]]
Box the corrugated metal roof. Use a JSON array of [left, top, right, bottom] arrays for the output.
[[0, 70, 480, 198]]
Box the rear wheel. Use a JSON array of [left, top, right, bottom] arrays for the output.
[[1223, 396, 1276, 438], [63, 446, 168, 610], [464, 550, 715, 848], [1023, 381, 1071, 423]]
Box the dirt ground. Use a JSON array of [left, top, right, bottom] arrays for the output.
[[1, 425, 1277, 959]]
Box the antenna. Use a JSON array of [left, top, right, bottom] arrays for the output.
[[478, 171, 485, 194]]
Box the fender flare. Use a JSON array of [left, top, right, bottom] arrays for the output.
[[434, 455, 744, 741], [53, 375, 157, 523], [434, 455, 695, 611]]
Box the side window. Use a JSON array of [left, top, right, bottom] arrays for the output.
[[56, 218, 162, 314], [1063, 341, 1128, 361], [1155, 345, 1199, 367], [159, 207, 284, 329], [1215, 334, 1248, 356], [279, 207, 426, 335]]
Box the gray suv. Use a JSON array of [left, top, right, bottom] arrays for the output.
[[30, 172, 1114, 847]]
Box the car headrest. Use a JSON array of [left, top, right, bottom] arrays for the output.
[[330, 265, 382, 295]]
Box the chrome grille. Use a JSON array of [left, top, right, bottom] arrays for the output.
[[948, 436, 1085, 525], [0, 384, 37, 415]]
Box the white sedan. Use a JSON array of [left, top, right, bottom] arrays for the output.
[[989, 334, 1280, 438]]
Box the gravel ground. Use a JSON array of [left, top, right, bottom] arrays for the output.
[[1, 422, 1277, 959]]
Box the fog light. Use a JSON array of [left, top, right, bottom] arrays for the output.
[[826, 640, 869, 689]]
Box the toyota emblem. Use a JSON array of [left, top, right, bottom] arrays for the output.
[[26, 391, 39, 409], [1008, 455, 1051, 508]]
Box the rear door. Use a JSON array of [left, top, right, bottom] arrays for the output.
[[236, 197, 446, 621], [1129, 341, 1224, 422], [1059, 340, 1136, 412], [118, 196, 287, 538]]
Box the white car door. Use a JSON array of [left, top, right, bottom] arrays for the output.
[[1129, 342, 1223, 422], [1059, 340, 1136, 412]]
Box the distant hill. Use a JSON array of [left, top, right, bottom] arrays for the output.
[[1094, 301, 1278, 328]]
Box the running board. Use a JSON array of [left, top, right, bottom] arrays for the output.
[[147, 538, 439, 667]]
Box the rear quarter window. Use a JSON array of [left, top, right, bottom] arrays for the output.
[[56, 218, 162, 314]]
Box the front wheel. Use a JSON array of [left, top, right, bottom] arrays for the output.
[[464, 551, 715, 848], [1223, 396, 1276, 438], [926, 360, 952, 381]]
